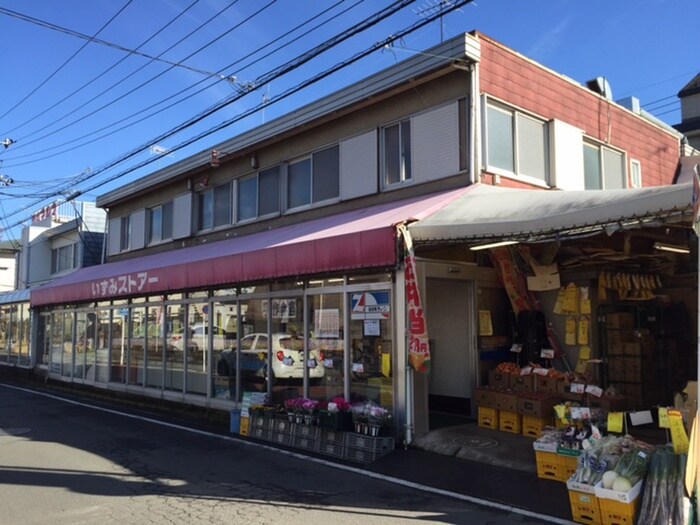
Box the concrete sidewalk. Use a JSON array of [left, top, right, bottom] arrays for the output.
[[365, 423, 573, 522]]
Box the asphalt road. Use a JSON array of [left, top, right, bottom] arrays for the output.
[[0, 383, 568, 525]]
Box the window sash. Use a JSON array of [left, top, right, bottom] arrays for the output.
[[120, 216, 131, 251], [288, 158, 311, 209], [583, 143, 625, 190], [237, 176, 257, 221], [487, 105, 514, 172], [383, 120, 411, 185], [258, 166, 280, 216], [312, 145, 339, 202]]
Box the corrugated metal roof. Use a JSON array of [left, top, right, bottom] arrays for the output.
[[408, 183, 692, 244]]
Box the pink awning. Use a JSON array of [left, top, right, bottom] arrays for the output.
[[31, 188, 469, 307]]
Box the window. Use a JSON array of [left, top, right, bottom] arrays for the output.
[[120, 215, 131, 251], [198, 182, 232, 231], [583, 142, 626, 190], [237, 166, 280, 222], [51, 244, 77, 274], [630, 159, 642, 188], [486, 103, 547, 182], [287, 146, 339, 210], [382, 120, 411, 186], [148, 201, 173, 244]]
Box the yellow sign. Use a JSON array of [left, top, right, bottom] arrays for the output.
[[478, 310, 493, 336], [668, 409, 690, 454], [658, 407, 670, 429], [578, 317, 589, 345], [608, 412, 624, 433], [565, 317, 577, 345]]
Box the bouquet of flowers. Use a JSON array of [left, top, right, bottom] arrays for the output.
[[285, 397, 318, 424]]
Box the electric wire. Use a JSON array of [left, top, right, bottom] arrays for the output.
[[0, 0, 134, 124], [2, 0, 364, 167], [5, 0, 250, 151], [0, 0, 202, 138], [3, 0, 356, 167], [2, 0, 445, 228]]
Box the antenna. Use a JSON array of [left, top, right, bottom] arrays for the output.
[[414, 0, 461, 42]]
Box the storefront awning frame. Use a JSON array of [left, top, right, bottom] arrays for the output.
[[31, 188, 469, 307], [408, 183, 694, 246]]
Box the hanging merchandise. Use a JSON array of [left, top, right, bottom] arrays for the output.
[[578, 317, 590, 346], [562, 283, 580, 314], [565, 317, 577, 346], [599, 271, 661, 301]]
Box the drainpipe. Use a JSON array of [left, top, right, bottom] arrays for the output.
[[468, 61, 480, 185]]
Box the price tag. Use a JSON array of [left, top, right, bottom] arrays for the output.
[[554, 404, 567, 421], [607, 412, 624, 433], [510, 344, 523, 354], [324, 358, 334, 368], [570, 383, 585, 394], [352, 362, 364, 373], [668, 409, 689, 454], [585, 385, 603, 398], [520, 366, 532, 376], [658, 407, 670, 429], [540, 348, 555, 359], [533, 367, 549, 376], [570, 407, 591, 420], [629, 410, 653, 426]]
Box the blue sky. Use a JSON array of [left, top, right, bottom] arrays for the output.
[[0, 0, 697, 242]]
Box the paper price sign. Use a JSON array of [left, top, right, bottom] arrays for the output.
[[658, 407, 670, 429], [608, 412, 624, 433], [570, 407, 591, 420], [533, 367, 549, 376], [668, 409, 689, 454], [510, 344, 523, 354], [540, 348, 555, 359], [520, 366, 532, 376], [570, 383, 585, 394], [585, 385, 603, 398]]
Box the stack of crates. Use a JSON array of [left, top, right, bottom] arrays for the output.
[[292, 423, 320, 452], [567, 479, 601, 524], [533, 439, 560, 482], [521, 414, 554, 438], [318, 429, 346, 459], [595, 480, 643, 525], [249, 414, 271, 441], [269, 418, 293, 446], [344, 434, 395, 464]]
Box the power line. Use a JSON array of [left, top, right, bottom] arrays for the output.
[[3, 0, 456, 229], [0, 0, 203, 138], [2, 0, 358, 168], [0, 0, 134, 124], [5, 0, 249, 150]]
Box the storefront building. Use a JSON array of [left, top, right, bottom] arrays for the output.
[[25, 32, 693, 444]]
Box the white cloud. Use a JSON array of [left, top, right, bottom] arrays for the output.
[[527, 15, 573, 61]]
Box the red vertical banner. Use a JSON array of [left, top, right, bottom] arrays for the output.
[[398, 225, 430, 373]]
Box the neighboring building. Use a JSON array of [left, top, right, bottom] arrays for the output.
[[0, 241, 19, 292], [675, 72, 700, 150], [18, 200, 106, 289], [26, 32, 694, 442]]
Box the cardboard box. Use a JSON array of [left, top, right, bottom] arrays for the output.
[[488, 370, 511, 389], [510, 374, 534, 393], [475, 387, 499, 409], [518, 392, 559, 418], [535, 374, 564, 394], [594, 479, 643, 504], [606, 313, 634, 330], [621, 342, 642, 356], [494, 390, 518, 412]]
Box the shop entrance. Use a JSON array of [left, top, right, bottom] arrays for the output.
[[425, 278, 476, 424]]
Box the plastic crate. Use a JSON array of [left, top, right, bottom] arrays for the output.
[[344, 446, 383, 464], [292, 423, 320, 440], [521, 415, 552, 438], [478, 406, 499, 429], [345, 434, 394, 453], [250, 415, 270, 430], [320, 429, 346, 445], [535, 450, 560, 481], [292, 434, 318, 452], [558, 449, 581, 482], [499, 410, 521, 434], [598, 497, 638, 525], [269, 431, 292, 446], [270, 418, 293, 434], [568, 488, 602, 524], [249, 426, 270, 441], [317, 440, 345, 458]]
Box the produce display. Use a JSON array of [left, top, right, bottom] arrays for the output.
[[637, 447, 691, 525]]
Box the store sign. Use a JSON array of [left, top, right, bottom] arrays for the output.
[[90, 271, 159, 298], [350, 292, 390, 320], [398, 224, 430, 374]]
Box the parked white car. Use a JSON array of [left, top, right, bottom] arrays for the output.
[[170, 324, 229, 352], [217, 333, 325, 381]]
